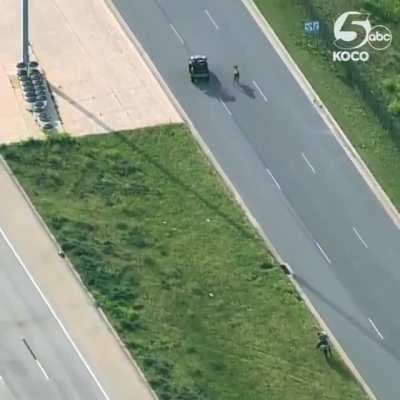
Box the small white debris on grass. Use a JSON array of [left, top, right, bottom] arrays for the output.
[[208, 292, 214, 298], [206, 218, 211, 222]]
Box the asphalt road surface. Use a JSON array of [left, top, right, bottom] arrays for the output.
[[110, 0, 400, 398], [0, 227, 108, 399]]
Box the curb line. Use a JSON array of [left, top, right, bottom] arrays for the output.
[[97, 308, 160, 400]]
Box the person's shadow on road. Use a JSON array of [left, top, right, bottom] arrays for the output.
[[237, 83, 256, 99]]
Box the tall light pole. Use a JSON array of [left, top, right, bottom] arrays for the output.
[[22, 0, 29, 64]]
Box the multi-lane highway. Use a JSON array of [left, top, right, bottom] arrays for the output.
[[110, 1, 400, 398], [0, 227, 108, 399]]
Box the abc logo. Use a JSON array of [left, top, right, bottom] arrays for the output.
[[368, 25, 392, 50], [333, 12, 393, 61]]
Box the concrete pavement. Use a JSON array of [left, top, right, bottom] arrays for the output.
[[0, 0, 180, 143], [0, 227, 106, 399], [0, 160, 156, 399], [108, 1, 400, 398], [0, 64, 44, 143]]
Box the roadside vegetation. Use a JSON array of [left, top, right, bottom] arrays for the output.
[[0, 127, 366, 400], [255, 0, 400, 209]]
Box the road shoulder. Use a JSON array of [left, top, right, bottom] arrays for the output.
[[0, 158, 156, 400]]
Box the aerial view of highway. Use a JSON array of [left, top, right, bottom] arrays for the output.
[[0, 0, 399, 399]]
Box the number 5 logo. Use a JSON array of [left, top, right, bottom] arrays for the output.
[[334, 11, 371, 50]]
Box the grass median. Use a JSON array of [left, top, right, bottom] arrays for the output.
[[0, 126, 366, 400], [254, 0, 400, 210]]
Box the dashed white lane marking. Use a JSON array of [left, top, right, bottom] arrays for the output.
[[204, 9, 219, 29], [252, 80, 268, 103], [266, 169, 281, 190], [169, 24, 185, 45], [219, 99, 232, 116], [36, 360, 50, 380], [0, 376, 14, 399], [368, 318, 384, 340], [0, 227, 110, 400], [22, 337, 50, 380], [315, 241, 331, 264], [352, 226, 368, 248], [301, 152, 316, 174]]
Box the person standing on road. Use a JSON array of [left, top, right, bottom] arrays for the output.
[[233, 65, 240, 84], [316, 331, 332, 361]]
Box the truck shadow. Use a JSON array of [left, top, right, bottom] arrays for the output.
[[194, 72, 236, 103]]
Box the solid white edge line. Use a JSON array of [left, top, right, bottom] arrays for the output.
[[219, 98, 232, 116], [36, 360, 50, 380], [266, 168, 281, 190], [252, 80, 268, 102], [204, 9, 219, 29], [352, 226, 368, 248], [301, 152, 316, 174], [315, 241, 331, 264], [169, 23, 185, 45], [0, 227, 110, 400], [368, 318, 385, 340]]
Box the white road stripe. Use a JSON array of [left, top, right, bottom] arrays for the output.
[[169, 24, 184, 45], [252, 80, 268, 103], [352, 226, 368, 248], [204, 9, 219, 29], [36, 360, 50, 380], [0, 227, 110, 400], [301, 152, 316, 174], [315, 242, 331, 264], [368, 318, 384, 340], [219, 99, 232, 116], [266, 169, 281, 190], [0, 376, 14, 400]]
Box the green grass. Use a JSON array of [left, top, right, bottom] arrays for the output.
[[305, 0, 400, 121], [257, 0, 400, 123], [1, 127, 366, 400], [255, 0, 400, 210]]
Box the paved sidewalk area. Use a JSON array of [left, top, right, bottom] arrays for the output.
[[0, 63, 45, 143], [0, 0, 180, 143], [0, 159, 155, 399]]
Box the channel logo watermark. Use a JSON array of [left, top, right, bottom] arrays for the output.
[[333, 11, 392, 62]]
